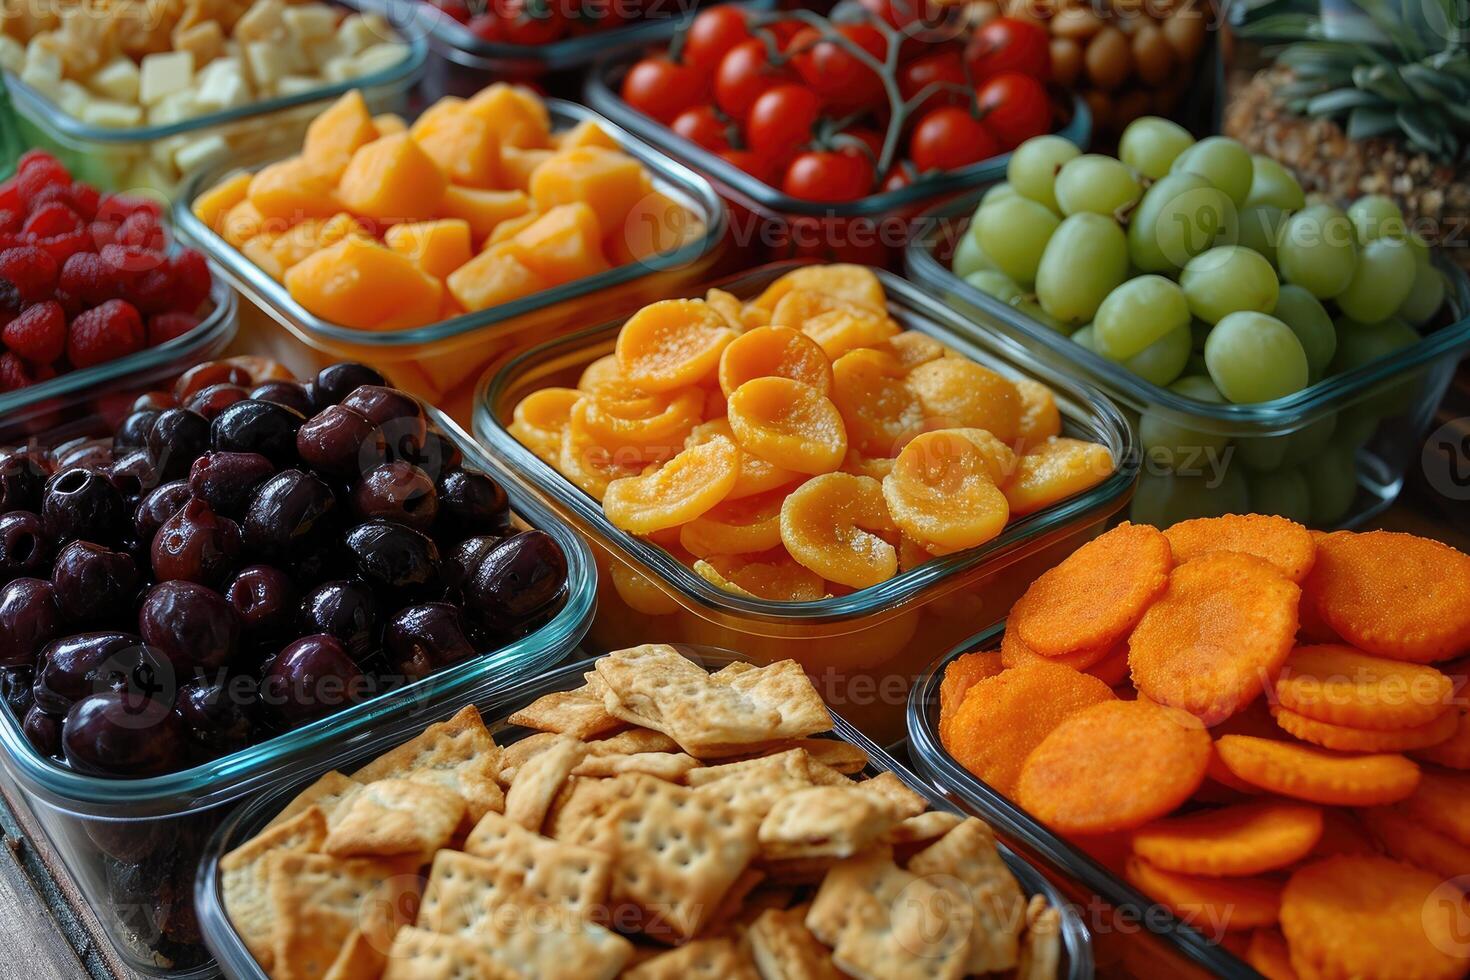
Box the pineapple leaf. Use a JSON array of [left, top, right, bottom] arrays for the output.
[[1396, 107, 1454, 156], [1352, 63, 1414, 100], [1346, 106, 1400, 139], [1401, 63, 1470, 103], [1307, 88, 1393, 114], [1442, 101, 1470, 127], [1351, 0, 1432, 58]]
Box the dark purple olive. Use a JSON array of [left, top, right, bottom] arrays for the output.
[[106, 449, 161, 500], [53, 438, 112, 471], [443, 535, 500, 596], [23, 704, 62, 757], [384, 602, 476, 681], [225, 565, 297, 641], [314, 363, 386, 407], [0, 511, 51, 582], [131, 391, 176, 412], [296, 404, 387, 479], [297, 580, 376, 659], [63, 691, 185, 777], [189, 452, 274, 518], [210, 399, 304, 465], [410, 428, 463, 477], [436, 470, 510, 539], [352, 462, 437, 532], [112, 410, 160, 453], [260, 634, 364, 727], [241, 470, 336, 558], [464, 530, 567, 631], [2, 666, 34, 716], [343, 521, 440, 597], [139, 581, 240, 671], [0, 578, 58, 669], [32, 631, 142, 714], [0, 448, 52, 512], [151, 498, 243, 586], [42, 467, 127, 545], [145, 408, 211, 482], [185, 383, 249, 421], [51, 540, 139, 626], [249, 381, 315, 418], [133, 480, 192, 546], [174, 678, 253, 760], [340, 386, 426, 461]]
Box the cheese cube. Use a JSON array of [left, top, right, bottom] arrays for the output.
[[19, 40, 63, 94], [353, 42, 409, 76], [174, 21, 225, 69], [89, 58, 141, 103], [55, 79, 90, 116], [321, 56, 356, 84], [275, 74, 321, 97], [0, 35, 25, 74], [174, 134, 232, 174], [139, 51, 194, 106], [282, 3, 338, 40], [234, 0, 286, 43], [147, 89, 199, 126], [81, 99, 145, 128], [244, 41, 288, 93], [334, 13, 387, 56], [195, 57, 251, 112], [151, 134, 190, 168], [125, 158, 174, 194]]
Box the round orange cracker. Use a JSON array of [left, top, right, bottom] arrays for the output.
[[1301, 531, 1470, 664], [1271, 704, 1459, 753], [1010, 521, 1173, 659], [1281, 855, 1470, 980], [1246, 928, 1298, 980], [1213, 735, 1421, 807], [1274, 644, 1456, 732], [1310, 809, 1381, 861], [1015, 699, 1211, 835], [1359, 805, 1470, 883], [1128, 551, 1300, 725], [1163, 514, 1318, 583], [1124, 856, 1282, 933], [1000, 630, 1114, 672], [1085, 646, 1132, 688], [941, 662, 1116, 797], [1397, 771, 1470, 848], [1131, 802, 1325, 877], [938, 651, 1004, 743]]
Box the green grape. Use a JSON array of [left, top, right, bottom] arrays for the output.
[[1139, 375, 1230, 462], [1236, 204, 1285, 267], [1014, 298, 1075, 335], [1330, 316, 1420, 417], [951, 227, 996, 279], [1006, 135, 1080, 213], [1277, 204, 1359, 299], [981, 182, 1017, 207], [1119, 116, 1195, 180], [975, 195, 1061, 286], [1288, 413, 1337, 458], [1304, 443, 1359, 525], [1234, 432, 1291, 471], [1035, 213, 1129, 325], [1169, 136, 1253, 206], [1180, 246, 1279, 324], [1335, 236, 1416, 324], [1346, 194, 1407, 243], [1398, 263, 1447, 326], [1244, 155, 1305, 211], [1128, 173, 1238, 274], [1130, 467, 1250, 528], [1072, 324, 1097, 351], [1271, 284, 1337, 383], [1054, 154, 1143, 217], [1109, 322, 1191, 386], [1335, 404, 1381, 449], [1245, 467, 1312, 524], [964, 270, 1024, 304], [1093, 275, 1190, 360], [1204, 311, 1308, 403]]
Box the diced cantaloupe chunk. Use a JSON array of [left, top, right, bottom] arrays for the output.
[[499, 146, 554, 193], [556, 119, 620, 151], [193, 171, 252, 232], [242, 231, 287, 281], [438, 186, 530, 243], [303, 90, 378, 182], [605, 191, 703, 266], [446, 249, 547, 312], [336, 132, 447, 223], [486, 210, 541, 246], [373, 113, 407, 137], [248, 156, 341, 220], [464, 83, 550, 149], [221, 198, 268, 247], [285, 236, 443, 329], [260, 212, 372, 276], [530, 146, 649, 232], [497, 202, 609, 285], [410, 99, 498, 189], [384, 219, 473, 280]]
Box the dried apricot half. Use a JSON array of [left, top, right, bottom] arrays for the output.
[[677, 489, 785, 557], [1131, 802, 1325, 876], [684, 419, 798, 500], [602, 436, 739, 534], [608, 560, 680, 616], [798, 307, 901, 359], [557, 422, 643, 499], [778, 473, 896, 590], [1003, 437, 1116, 516], [1212, 735, 1421, 806], [509, 387, 582, 463], [574, 386, 704, 455], [577, 353, 626, 393], [692, 553, 827, 602], [1274, 644, 1455, 732], [718, 325, 833, 398], [1125, 856, 1282, 932], [882, 430, 1010, 554], [615, 298, 736, 392], [906, 358, 1022, 443], [752, 263, 886, 314], [1013, 377, 1062, 450], [879, 330, 946, 371], [830, 348, 926, 458], [1164, 514, 1318, 583], [727, 377, 848, 476]]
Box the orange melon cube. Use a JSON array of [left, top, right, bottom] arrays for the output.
[[373, 114, 407, 137], [384, 219, 473, 280], [530, 146, 650, 232], [410, 99, 499, 189], [446, 249, 548, 312], [556, 119, 620, 151], [336, 133, 447, 223], [485, 210, 541, 247], [193, 172, 252, 233], [285, 237, 443, 330], [248, 157, 341, 220], [464, 83, 551, 149], [499, 202, 608, 285], [266, 217, 328, 272], [221, 198, 268, 248], [438, 186, 530, 243], [318, 212, 374, 247], [303, 90, 378, 182], [242, 231, 287, 281], [605, 191, 703, 266], [499, 146, 554, 193]]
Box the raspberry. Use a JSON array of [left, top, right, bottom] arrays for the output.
[[0, 280, 18, 315], [0, 352, 33, 391], [100, 242, 164, 278], [67, 299, 145, 369], [170, 249, 213, 312], [0, 210, 19, 234], [15, 156, 70, 210], [22, 202, 82, 239], [96, 193, 162, 224], [59, 252, 121, 307], [146, 311, 200, 346], [128, 267, 175, 315], [117, 210, 167, 253], [30, 229, 91, 265], [0, 178, 18, 213], [0, 247, 60, 304], [89, 219, 119, 250], [3, 301, 66, 364]]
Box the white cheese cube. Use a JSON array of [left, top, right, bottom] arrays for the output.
[[275, 74, 321, 97], [234, 0, 286, 42], [282, 3, 338, 40], [80, 99, 145, 128], [150, 134, 190, 167], [334, 13, 387, 56], [126, 158, 175, 192], [194, 57, 251, 112], [147, 89, 199, 126], [89, 58, 141, 103], [353, 42, 409, 77], [243, 41, 288, 92], [138, 50, 194, 106], [55, 79, 90, 115], [0, 35, 26, 74], [19, 40, 63, 94], [173, 133, 231, 174], [321, 56, 356, 84], [300, 35, 338, 70]]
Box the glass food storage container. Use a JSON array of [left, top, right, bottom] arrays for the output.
[[194, 647, 1096, 980], [908, 624, 1259, 979], [907, 185, 1470, 530], [0, 404, 596, 978], [474, 262, 1137, 742], [175, 98, 728, 422], [3, 32, 426, 201]]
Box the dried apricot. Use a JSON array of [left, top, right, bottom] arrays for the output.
[[1301, 530, 1470, 663], [608, 560, 680, 616], [692, 554, 827, 602], [1131, 802, 1325, 876], [1000, 630, 1115, 673], [684, 419, 798, 500], [882, 430, 1009, 554], [778, 473, 896, 590], [1013, 378, 1063, 450], [751, 263, 886, 314], [508, 387, 581, 463], [1015, 699, 1212, 835], [1125, 856, 1282, 932], [557, 422, 643, 498], [1359, 806, 1470, 882], [842, 449, 895, 481], [615, 298, 736, 391], [1003, 437, 1116, 516], [1274, 644, 1455, 732], [830, 349, 926, 458], [677, 490, 785, 557], [602, 436, 739, 534], [1245, 929, 1298, 980], [1272, 705, 1458, 752], [727, 377, 848, 475], [1011, 522, 1173, 659], [717, 325, 833, 397], [946, 428, 1019, 485], [573, 386, 704, 455], [1280, 855, 1469, 980], [938, 651, 1005, 742], [704, 287, 744, 329], [577, 353, 626, 393], [1212, 735, 1420, 806], [1164, 515, 1318, 584], [879, 330, 946, 371], [1128, 552, 1300, 724], [906, 358, 1022, 442], [798, 307, 901, 359], [941, 661, 1115, 797]]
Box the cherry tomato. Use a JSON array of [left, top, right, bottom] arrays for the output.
[[719, 149, 777, 185], [881, 162, 918, 192], [431, 0, 471, 23], [682, 7, 750, 76], [492, 0, 567, 45], [714, 37, 788, 120], [965, 17, 1051, 83], [466, 12, 502, 40], [977, 71, 1052, 149], [838, 126, 884, 166], [782, 149, 876, 203], [621, 55, 707, 123], [898, 48, 967, 110], [790, 24, 888, 112], [761, 19, 806, 51], [746, 84, 821, 157], [856, 0, 948, 34], [908, 106, 999, 173], [671, 105, 733, 152]]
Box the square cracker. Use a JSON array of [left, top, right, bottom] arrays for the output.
[[758, 786, 900, 862], [621, 937, 761, 980], [748, 905, 846, 980], [831, 873, 971, 980], [805, 848, 905, 947], [325, 779, 466, 863], [586, 729, 679, 755], [720, 660, 832, 742], [461, 811, 612, 919], [219, 807, 327, 973], [572, 750, 699, 781], [504, 734, 587, 831], [382, 927, 517, 980], [739, 738, 868, 774], [907, 817, 1026, 974], [497, 732, 560, 785], [545, 774, 648, 845], [354, 706, 504, 823], [264, 772, 363, 832], [859, 772, 929, 820], [689, 750, 817, 822], [1017, 895, 1063, 980], [509, 688, 625, 740], [881, 810, 964, 846]]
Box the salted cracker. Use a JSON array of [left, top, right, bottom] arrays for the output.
[[324, 779, 465, 863], [263, 772, 363, 832], [758, 786, 900, 862], [220, 807, 327, 973], [461, 811, 612, 919], [1016, 895, 1063, 980], [509, 688, 625, 739], [907, 817, 1026, 974], [621, 937, 761, 980], [353, 706, 504, 822], [748, 905, 846, 980], [503, 734, 587, 831]]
